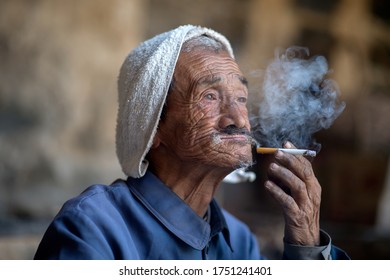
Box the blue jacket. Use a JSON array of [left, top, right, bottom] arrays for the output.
[[34, 171, 349, 260]]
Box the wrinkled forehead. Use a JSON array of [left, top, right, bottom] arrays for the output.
[[174, 47, 245, 87]]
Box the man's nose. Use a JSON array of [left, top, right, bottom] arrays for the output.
[[218, 102, 247, 129]]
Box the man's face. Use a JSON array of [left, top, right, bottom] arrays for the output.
[[156, 48, 253, 169]]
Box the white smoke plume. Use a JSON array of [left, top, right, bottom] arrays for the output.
[[251, 46, 346, 152]]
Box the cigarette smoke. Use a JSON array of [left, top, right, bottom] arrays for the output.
[[251, 46, 346, 152]]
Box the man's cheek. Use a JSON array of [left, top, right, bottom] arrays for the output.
[[185, 125, 214, 148], [194, 103, 220, 120], [187, 112, 217, 136], [240, 110, 251, 128]]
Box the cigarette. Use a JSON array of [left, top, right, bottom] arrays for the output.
[[256, 147, 317, 157]]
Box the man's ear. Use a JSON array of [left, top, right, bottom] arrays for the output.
[[151, 134, 161, 149]]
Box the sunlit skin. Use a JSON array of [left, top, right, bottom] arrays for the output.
[[266, 141, 321, 246], [148, 47, 320, 246]]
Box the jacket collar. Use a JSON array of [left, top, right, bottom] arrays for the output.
[[126, 171, 232, 251]]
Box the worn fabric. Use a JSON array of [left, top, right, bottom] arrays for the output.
[[34, 171, 349, 260]]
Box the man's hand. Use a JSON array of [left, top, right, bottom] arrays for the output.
[[264, 141, 321, 246]]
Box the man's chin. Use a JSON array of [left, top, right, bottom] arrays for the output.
[[220, 157, 253, 170], [211, 146, 253, 169]]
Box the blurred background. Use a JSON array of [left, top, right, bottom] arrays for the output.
[[0, 0, 389, 259]]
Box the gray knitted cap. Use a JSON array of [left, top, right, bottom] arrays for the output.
[[116, 25, 234, 178]]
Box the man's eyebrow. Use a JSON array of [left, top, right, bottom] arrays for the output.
[[197, 75, 249, 88], [239, 76, 249, 88], [197, 75, 222, 86]]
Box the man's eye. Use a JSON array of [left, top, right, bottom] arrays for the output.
[[238, 97, 247, 103], [204, 93, 216, 100]]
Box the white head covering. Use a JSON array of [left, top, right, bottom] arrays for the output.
[[116, 25, 234, 178]]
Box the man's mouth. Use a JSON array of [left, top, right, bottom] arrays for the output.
[[219, 134, 251, 142]]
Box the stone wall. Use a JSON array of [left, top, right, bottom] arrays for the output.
[[1, 0, 389, 259], [0, 0, 145, 219], [0, 0, 146, 258]]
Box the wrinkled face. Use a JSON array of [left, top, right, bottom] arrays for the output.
[[156, 48, 253, 169]]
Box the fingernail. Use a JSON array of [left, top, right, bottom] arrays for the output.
[[284, 141, 292, 148], [270, 163, 278, 170], [276, 151, 283, 158]]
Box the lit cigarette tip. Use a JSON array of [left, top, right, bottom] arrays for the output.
[[256, 147, 317, 157]]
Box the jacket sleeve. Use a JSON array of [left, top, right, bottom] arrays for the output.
[[282, 229, 350, 260]]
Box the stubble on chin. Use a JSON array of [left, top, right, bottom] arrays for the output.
[[206, 135, 254, 169]]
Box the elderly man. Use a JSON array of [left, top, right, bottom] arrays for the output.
[[34, 25, 348, 260]]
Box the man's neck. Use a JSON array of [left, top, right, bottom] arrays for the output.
[[148, 157, 231, 217]]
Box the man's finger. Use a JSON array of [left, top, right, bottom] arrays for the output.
[[264, 180, 299, 212]]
